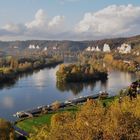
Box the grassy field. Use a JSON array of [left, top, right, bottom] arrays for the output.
[[16, 97, 117, 133], [16, 105, 79, 133]]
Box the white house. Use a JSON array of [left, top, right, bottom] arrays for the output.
[[28, 44, 36, 49], [91, 47, 96, 51], [118, 43, 131, 54], [95, 46, 101, 52], [85, 46, 96, 52], [86, 46, 91, 51], [36, 45, 40, 49], [43, 47, 48, 51], [103, 43, 111, 52]]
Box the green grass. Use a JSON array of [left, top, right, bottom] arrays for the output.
[[16, 105, 79, 133], [100, 96, 118, 106], [16, 113, 53, 133]]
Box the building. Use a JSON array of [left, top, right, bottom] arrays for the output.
[[91, 47, 96, 51], [118, 43, 131, 54], [43, 47, 48, 51], [103, 43, 111, 52], [28, 44, 35, 49], [36, 45, 40, 49], [28, 44, 40, 49], [95, 46, 101, 52], [85, 46, 91, 51]]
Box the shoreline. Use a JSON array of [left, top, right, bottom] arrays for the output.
[[0, 60, 63, 87]]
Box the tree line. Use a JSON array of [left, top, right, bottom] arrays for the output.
[[0, 56, 62, 82]]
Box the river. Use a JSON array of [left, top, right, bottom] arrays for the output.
[[0, 62, 138, 121]]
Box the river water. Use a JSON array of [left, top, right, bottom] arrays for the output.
[[0, 62, 138, 121]]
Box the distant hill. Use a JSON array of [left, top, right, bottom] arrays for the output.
[[0, 35, 140, 55]]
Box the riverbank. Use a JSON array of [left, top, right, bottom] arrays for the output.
[[0, 57, 63, 84]]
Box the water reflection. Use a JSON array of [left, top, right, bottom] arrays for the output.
[[56, 80, 107, 95], [0, 66, 58, 90], [0, 80, 17, 90], [1, 96, 14, 109]]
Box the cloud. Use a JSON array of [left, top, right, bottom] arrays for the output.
[[26, 9, 47, 29], [25, 9, 65, 36], [75, 4, 140, 37], [48, 16, 65, 28], [2, 23, 26, 34], [0, 5, 140, 40], [0, 9, 66, 40]]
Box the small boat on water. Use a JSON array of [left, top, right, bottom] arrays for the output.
[[99, 91, 109, 99]]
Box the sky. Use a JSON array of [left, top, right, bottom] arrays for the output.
[[0, 0, 140, 41]]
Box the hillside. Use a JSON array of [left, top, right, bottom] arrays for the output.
[[0, 35, 140, 55]]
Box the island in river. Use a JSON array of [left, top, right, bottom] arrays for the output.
[[56, 63, 108, 83]]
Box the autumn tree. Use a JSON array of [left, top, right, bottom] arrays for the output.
[[51, 101, 60, 111], [103, 54, 114, 64], [10, 57, 18, 69], [0, 118, 15, 140]]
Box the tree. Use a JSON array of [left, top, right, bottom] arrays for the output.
[[0, 118, 15, 140], [51, 101, 60, 111], [89, 65, 94, 74], [10, 57, 18, 69], [30, 96, 140, 140], [103, 54, 114, 64], [59, 64, 65, 73], [71, 66, 77, 74]]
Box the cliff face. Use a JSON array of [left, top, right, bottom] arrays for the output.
[[0, 35, 140, 54]]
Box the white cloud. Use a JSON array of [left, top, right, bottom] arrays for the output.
[[0, 5, 140, 40], [0, 9, 66, 40], [48, 16, 65, 27], [26, 9, 47, 29], [25, 9, 65, 35], [75, 4, 140, 36], [2, 23, 26, 34]]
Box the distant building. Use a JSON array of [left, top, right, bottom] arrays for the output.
[[28, 44, 40, 49], [118, 43, 131, 54], [103, 43, 111, 52], [133, 51, 139, 56], [36, 45, 40, 49], [95, 46, 101, 52], [85, 46, 96, 52], [91, 47, 96, 51], [85, 46, 91, 51], [52, 47, 56, 50], [13, 46, 18, 49], [28, 44, 35, 49], [43, 47, 48, 51]]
